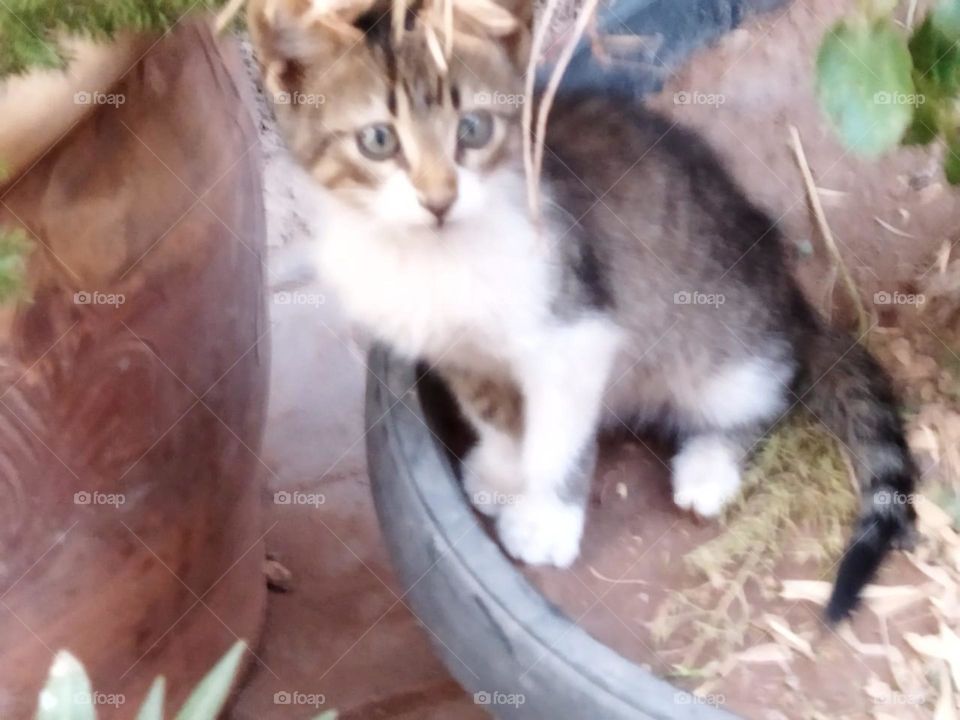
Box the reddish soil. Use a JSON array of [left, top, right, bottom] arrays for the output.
[[523, 440, 934, 719], [646, 0, 955, 321]]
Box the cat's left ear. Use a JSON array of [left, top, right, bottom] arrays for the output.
[[248, 0, 368, 96]]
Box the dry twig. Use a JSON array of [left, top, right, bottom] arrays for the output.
[[789, 124, 869, 335]]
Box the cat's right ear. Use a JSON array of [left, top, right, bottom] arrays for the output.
[[490, 0, 532, 29], [247, 0, 366, 96], [483, 0, 533, 70]]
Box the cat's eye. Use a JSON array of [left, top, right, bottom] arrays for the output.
[[457, 110, 494, 150], [357, 123, 399, 160]]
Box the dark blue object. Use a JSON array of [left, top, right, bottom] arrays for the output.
[[546, 0, 789, 99]]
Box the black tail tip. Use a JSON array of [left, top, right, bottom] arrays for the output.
[[824, 507, 913, 625], [824, 589, 857, 625]]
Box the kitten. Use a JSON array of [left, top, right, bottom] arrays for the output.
[[249, 0, 916, 621]]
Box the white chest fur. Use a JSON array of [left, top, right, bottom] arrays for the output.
[[315, 192, 554, 365]]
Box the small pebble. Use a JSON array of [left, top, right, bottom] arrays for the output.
[[264, 558, 294, 593]]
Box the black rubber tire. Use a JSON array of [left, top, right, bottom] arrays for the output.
[[366, 347, 740, 720]]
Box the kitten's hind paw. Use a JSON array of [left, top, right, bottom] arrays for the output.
[[496, 494, 585, 568], [671, 435, 743, 518]]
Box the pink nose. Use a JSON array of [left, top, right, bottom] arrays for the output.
[[422, 196, 455, 226]]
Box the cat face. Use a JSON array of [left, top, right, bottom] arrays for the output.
[[250, 0, 531, 232]]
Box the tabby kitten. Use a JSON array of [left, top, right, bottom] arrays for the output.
[[250, 0, 916, 620]]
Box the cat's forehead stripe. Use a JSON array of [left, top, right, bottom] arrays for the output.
[[404, 0, 424, 31], [395, 64, 445, 114]]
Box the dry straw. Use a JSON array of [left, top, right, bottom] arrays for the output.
[[524, 0, 601, 219]]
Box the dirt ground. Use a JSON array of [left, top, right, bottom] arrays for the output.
[[234, 1, 960, 719]]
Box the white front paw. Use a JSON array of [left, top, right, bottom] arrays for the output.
[[462, 437, 523, 517], [671, 435, 742, 517], [496, 494, 585, 567]]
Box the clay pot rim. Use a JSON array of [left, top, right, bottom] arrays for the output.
[[0, 32, 153, 180], [365, 345, 738, 720]]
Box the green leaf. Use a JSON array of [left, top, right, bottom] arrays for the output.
[[35, 651, 96, 720], [174, 641, 246, 720], [0, 227, 29, 302], [945, 135, 960, 184], [0, 1, 230, 78], [901, 94, 940, 144], [933, 0, 960, 39], [909, 16, 960, 97], [817, 19, 916, 156], [135, 677, 165, 720]]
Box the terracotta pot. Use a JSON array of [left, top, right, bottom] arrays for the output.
[[0, 21, 268, 719]]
